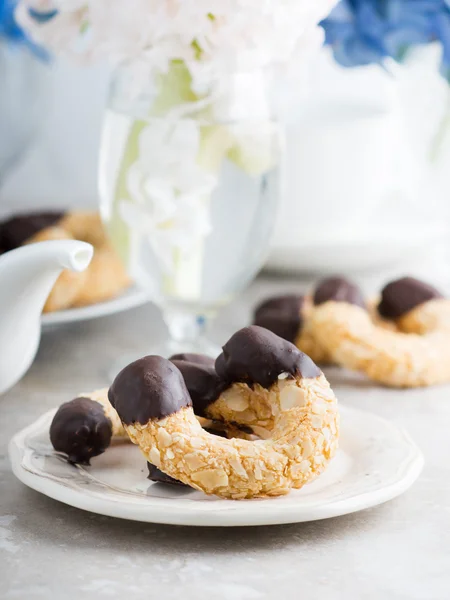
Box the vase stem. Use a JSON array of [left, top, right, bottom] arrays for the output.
[[162, 307, 221, 358]]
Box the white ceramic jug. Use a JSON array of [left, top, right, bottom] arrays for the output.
[[0, 240, 93, 394], [269, 46, 450, 274]]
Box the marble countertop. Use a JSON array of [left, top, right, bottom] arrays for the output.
[[1, 274, 450, 600]]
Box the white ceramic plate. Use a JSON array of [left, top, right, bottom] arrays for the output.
[[40, 285, 151, 329], [9, 406, 423, 527]]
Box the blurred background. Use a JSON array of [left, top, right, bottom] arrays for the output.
[[2, 0, 450, 291]]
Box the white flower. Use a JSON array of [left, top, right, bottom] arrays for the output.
[[16, 0, 338, 90], [119, 119, 217, 272]]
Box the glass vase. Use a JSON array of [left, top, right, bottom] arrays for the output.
[[99, 62, 282, 360]]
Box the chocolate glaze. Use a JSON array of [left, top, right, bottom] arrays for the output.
[[378, 277, 443, 319], [49, 397, 112, 465], [313, 276, 366, 309], [253, 295, 304, 343], [108, 356, 192, 425], [170, 359, 225, 417], [147, 463, 187, 486], [215, 325, 321, 389], [169, 353, 215, 367], [0, 211, 65, 252]]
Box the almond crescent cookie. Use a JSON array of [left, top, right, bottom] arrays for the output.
[[0, 210, 130, 312], [253, 277, 400, 366], [109, 327, 339, 499], [309, 276, 450, 387]]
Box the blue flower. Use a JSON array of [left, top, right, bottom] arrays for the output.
[[322, 1, 389, 66], [0, 0, 23, 42], [0, 0, 47, 58], [28, 7, 58, 24], [321, 0, 450, 80]]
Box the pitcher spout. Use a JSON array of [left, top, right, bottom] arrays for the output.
[[0, 240, 93, 305], [52, 240, 93, 273]]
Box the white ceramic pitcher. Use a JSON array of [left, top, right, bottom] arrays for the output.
[[0, 240, 93, 394]]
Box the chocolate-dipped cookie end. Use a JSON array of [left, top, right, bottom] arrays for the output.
[[253, 295, 304, 343], [169, 353, 215, 367], [313, 276, 365, 309], [169, 359, 224, 417], [147, 463, 187, 487], [50, 397, 112, 465], [108, 355, 192, 425], [378, 276, 443, 319], [215, 325, 321, 389], [0, 211, 65, 252]]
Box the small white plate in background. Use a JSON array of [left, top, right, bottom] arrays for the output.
[[41, 285, 151, 329]]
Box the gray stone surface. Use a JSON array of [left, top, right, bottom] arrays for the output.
[[1, 275, 449, 599]]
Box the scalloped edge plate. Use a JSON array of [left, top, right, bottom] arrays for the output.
[[40, 285, 151, 328], [9, 405, 423, 527]]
